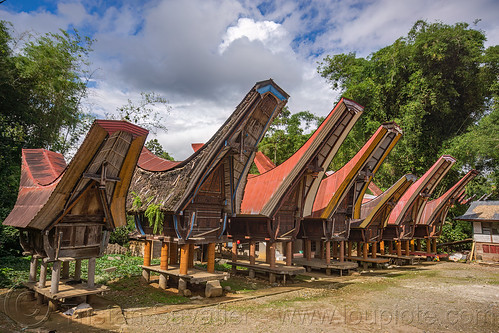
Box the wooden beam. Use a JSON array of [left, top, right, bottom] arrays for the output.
[[357, 242, 362, 257], [305, 240, 312, 260], [232, 241, 238, 274], [286, 241, 293, 266], [269, 242, 276, 268], [347, 241, 352, 258], [379, 241, 385, 255], [388, 241, 394, 254], [339, 241, 345, 262], [179, 244, 189, 275], [188, 244, 194, 268], [143, 240, 152, 267], [29, 257, 38, 283], [332, 241, 338, 259], [404, 240, 410, 255], [249, 241, 256, 265], [170, 243, 178, 264], [396, 241, 402, 257], [416, 239, 422, 251], [74, 259, 82, 280], [87, 258, 96, 288], [372, 242, 377, 258], [207, 243, 216, 273], [432, 239, 437, 254], [62, 261, 70, 279], [50, 261, 61, 295], [410, 239, 415, 252], [325, 241, 331, 264], [363, 242, 368, 260], [39, 261, 48, 288]]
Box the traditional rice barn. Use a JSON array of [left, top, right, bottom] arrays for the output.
[[229, 98, 363, 275], [414, 169, 478, 253], [2, 120, 148, 307], [456, 201, 499, 262], [382, 155, 456, 256], [127, 80, 289, 293], [298, 122, 402, 269]]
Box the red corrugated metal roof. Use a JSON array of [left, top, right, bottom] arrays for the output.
[[95, 120, 149, 139], [386, 155, 456, 225], [191, 143, 204, 152], [137, 147, 181, 171], [2, 149, 64, 228], [368, 182, 383, 196], [419, 169, 478, 225], [254, 151, 276, 174], [241, 98, 357, 214]]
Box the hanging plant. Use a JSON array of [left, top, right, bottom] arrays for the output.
[[145, 203, 164, 234], [131, 191, 143, 210]]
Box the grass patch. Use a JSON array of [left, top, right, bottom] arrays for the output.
[[220, 276, 266, 293], [195, 262, 248, 272]]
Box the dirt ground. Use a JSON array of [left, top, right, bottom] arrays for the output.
[[1, 261, 498, 332]]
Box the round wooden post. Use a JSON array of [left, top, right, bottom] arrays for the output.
[[404, 240, 410, 256], [357, 242, 362, 257], [339, 241, 345, 262], [29, 257, 38, 283], [315, 241, 321, 258], [427, 239, 432, 253], [388, 241, 394, 254], [188, 244, 195, 268], [305, 240, 312, 260], [379, 241, 385, 255], [61, 261, 70, 279], [410, 240, 415, 252], [320, 241, 325, 260], [396, 241, 402, 257], [347, 241, 352, 258], [372, 242, 377, 258], [207, 243, 216, 273], [286, 241, 293, 266], [39, 261, 48, 288], [143, 240, 152, 266], [416, 239, 422, 251], [269, 242, 276, 268], [249, 241, 256, 265], [160, 242, 169, 270], [332, 241, 338, 259], [179, 244, 190, 275], [170, 243, 178, 264], [265, 242, 271, 263], [232, 241, 238, 273], [362, 242, 368, 260], [87, 258, 96, 288], [432, 239, 437, 254], [325, 241, 331, 264], [74, 259, 82, 280], [50, 261, 61, 295]]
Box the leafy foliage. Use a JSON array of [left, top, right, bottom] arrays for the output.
[[109, 216, 135, 246], [145, 203, 164, 234]]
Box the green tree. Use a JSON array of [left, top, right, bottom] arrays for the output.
[[258, 107, 324, 165], [145, 138, 175, 161], [318, 21, 497, 192]]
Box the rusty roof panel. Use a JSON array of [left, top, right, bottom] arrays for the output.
[[254, 151, 276, 174], [95, 120, 149, 139], [191, 143, 204, 152], [22, 149, 67, 185], [137, 147, 182, 171], [386, 155, 456, 226], [419, 169, 478, 225]]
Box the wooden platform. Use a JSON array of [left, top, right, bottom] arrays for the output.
[[345, 256, 390, 269], [24, 280, 108, 302], [140, 264, 229, 284], [293, 258, 358, 276], [228, 260, 305, 284], [379, 254, 422, 265], [410, 251, 449, 259]]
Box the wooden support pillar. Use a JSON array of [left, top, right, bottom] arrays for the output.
[[249, 241, 256, 265], [432, 239, 437, 254], [180, 244, 190, 275], [363, 243, 368, 260], [305, 240, 312, 260], [320, 241, 325, 260], [357, 242, 362, 257], [379, 241, 385, 255], [265, 242, 271, 263], [29, 257, 38, 283], [416, 239, 422, 251], [332, 241, 338, 259], [410, 240, 415, 252], [39, 261, 48, 288], [143, 240, 152, 266], [87, 258, 96, 288], [232, 241, 238, 273], [325, 241, 331, 264], [286, 241, 293, 266], [347, 241, 352, 258], [188, 244, 195, 268], [160, 242, 169, 270], [207, 243, 216, 273], [404, 240, 410, 256], [268, 242, 276, 268], [372, 242, 377, 258], [427, 239, 432, 253], [396, 241, 402, 257], [50, 261, 61, 295], [74, 259, 82, 280], [62, 261, 69, 279], [339, 241, 345, 262], [388, 241, 394, 254], [315, 241, 321, 258], [170, 243, 178, 264]]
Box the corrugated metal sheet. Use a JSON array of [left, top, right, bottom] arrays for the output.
[[419, 169, 478, 225], [137, 147, 181, 171], [191, 143, 204, 152], [95, 120, 149, 139], [386, 155, 456, 226], [23, 149, 67, 185], [254, 151, 275, 174]]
